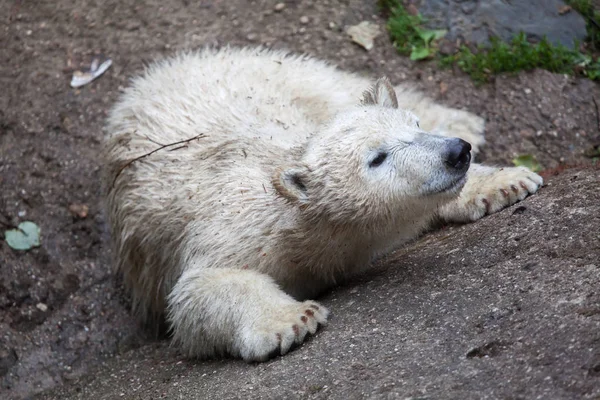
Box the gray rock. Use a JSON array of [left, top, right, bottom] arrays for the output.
[[417, 0, 588, 49], [39, 167, 600, 400]]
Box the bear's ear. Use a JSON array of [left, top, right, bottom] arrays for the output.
[[272, 165, 310, 204], [361, 77, 398, 109]]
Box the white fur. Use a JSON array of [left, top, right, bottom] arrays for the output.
[[103, 47, 542, 362]]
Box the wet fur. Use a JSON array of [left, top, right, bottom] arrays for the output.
[[103, 47, 542, 361]]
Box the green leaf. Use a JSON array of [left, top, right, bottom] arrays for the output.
[[573, 53, 592, 66], [431, 29, 447, 40], [415, 28, 435, 43], [415, 28, 446, 44], [512, 154, 542, 172], [410, 46, 431, 60], [4, 221, 41, 250]]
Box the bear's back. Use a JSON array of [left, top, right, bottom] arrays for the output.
[[106, 47, 367, 149]]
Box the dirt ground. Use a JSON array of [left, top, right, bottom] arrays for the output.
[[0, 0, 598, 399], [40, 167, 600, 400]]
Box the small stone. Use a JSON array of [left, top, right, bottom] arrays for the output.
[[299, 16, 309, 25], [438, 38, 457, 56], [519, 129, 534, 138], [274, 2, 285, 12], [68, 204, 89, 219], [36, 303, 48, 312], [406, 4, 419, 16], [125, 21, 141, 31], [246, 33, 258, 41], [524, 88, 532, 94], [439, 81, 448, 96]]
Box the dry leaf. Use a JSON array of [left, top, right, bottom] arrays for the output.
[[70, 57, 112, 88], [4, 221, 41, 251], [558, 5, 571, 15], [346, 21, 380, 51]]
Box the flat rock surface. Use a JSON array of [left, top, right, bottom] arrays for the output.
[[40, 167, 600, 400], [1, 0, 599, 399], [417, 0, 588, 49]]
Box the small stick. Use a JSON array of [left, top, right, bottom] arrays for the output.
[[112, 133, 206, 188], [145, 135, 167, 146], [168, 145, 189, 152], [594, 97, 600, 132]]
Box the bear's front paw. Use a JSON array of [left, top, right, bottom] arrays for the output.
[[237, 300, 329, 362], [468, 166, 543, 220]]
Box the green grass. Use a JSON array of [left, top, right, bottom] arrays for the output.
[[446, 33, 597, 83], [379, 0, 600, 83], [566, 0, 600, 50], [379, 0, 446, 61]]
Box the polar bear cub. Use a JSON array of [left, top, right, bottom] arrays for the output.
[[103, 47, 542, 362]]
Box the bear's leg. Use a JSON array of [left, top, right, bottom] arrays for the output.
[[436, 164, 543, 223], [167, 267, 329, 362], [393, 85, 486, 154]]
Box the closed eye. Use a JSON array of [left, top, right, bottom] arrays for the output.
[[369, 151, 388, 168]]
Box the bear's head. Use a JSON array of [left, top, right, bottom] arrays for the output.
[[273, 77, 471, 228]]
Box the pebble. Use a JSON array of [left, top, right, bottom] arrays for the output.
[[36, 303, 48, 312], [300, 16, 309, 24], [274, 2, 285, 12]]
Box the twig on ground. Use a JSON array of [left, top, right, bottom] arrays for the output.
[[112, 133, 206, 188], [168, 145, 189, 152], [145, 135, 168, 146], [587, 15, 600, 30], [593, 97, 600, 133]]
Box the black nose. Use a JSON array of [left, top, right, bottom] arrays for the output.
[[445, 138, 472, 170]]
